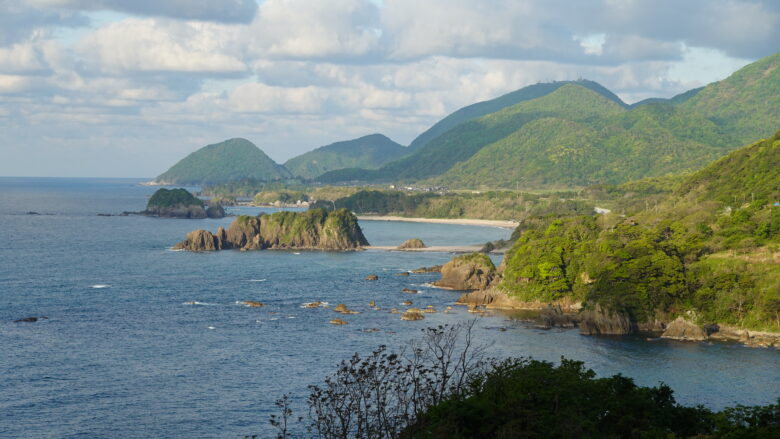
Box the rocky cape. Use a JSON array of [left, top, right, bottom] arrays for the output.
[[173, 208, 369, 251], [434, 252, 779, 349]]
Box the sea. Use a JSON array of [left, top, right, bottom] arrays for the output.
[[1, 177, 778, 439]]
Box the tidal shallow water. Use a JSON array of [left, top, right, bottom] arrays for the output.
[[0, 177, 778, 438]]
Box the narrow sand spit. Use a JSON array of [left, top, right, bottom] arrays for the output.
[[357, 215, 518, 229]]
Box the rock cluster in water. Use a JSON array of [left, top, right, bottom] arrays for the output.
[[173, 208, 368, 251]]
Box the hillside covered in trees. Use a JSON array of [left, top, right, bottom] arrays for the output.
[[498, 130, 780, 332]]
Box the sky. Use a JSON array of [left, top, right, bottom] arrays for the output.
[[1, 0, 779, 178]]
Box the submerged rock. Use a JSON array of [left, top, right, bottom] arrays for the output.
[[329, 319, 348, 325], [434, 253, 497, 290], [661, 317, 707, 341], [402, 288, 418, 294], [241, 301, 265, 308], [14, 316, 47, 323], [366, 274, 378, 280]]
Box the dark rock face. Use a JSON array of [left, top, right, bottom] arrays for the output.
[[173, 209, 368, 252], [175, 230, 221, 251], [661, 317, 707, 341], [534, 305, 578, 329], [578, 304, 636, 335], [411, 265, 442, 273], [434, 253, 497, 291], [145, 204, 209, 218], [206, 204, 225, 218]]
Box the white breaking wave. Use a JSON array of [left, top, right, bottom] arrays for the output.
[[91, 284, 110, 289], [183, 301, 217, 306], [247, 279, 267, 282]]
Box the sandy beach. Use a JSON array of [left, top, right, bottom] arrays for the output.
[[357, 215, 519, 229]]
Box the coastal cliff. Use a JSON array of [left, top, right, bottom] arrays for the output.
[[173, 208, 368, 251]]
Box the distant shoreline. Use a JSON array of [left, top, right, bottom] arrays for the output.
[[357, 215, 518, 229], [365, 245, 506, 254]]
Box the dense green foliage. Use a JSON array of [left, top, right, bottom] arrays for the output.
[[406, 79, 624, 152], [675, 129, 780, 204], [408, 358, 779, 439], [155, 138, 291, 185], [253, 190, 309, 205], [146, 188, 203, 208], [284, 134, 408, 179], [433, 92, 728, 188], [310, 189, 594, 221], [680, 52, 780, 146], [266, 324, 779, 439], [500, 130, 780, 331]]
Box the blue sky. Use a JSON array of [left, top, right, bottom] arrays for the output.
[[0, 0, 778, 177]]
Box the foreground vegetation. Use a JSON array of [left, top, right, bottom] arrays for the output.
[[262, 323, 779, 439]]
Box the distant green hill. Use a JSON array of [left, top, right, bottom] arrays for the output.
[[407, 79, 626, 152], [155, 138, 291, 185], [319, 82, 627, 183], [679, 52, 780, 146], [676, 129, 780, 204], [320, 52, 780, 189], [433, 89, 728, 188], [284, 134, 407, 179]]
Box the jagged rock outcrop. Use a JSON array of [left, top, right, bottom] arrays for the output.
[[578, 304, 637, 335], [397, 238, 426, 250], [661, 317, 707, 341], [434, 253, 497, 290], [173, 208, 368, 251], [176, 229, 221, 251]]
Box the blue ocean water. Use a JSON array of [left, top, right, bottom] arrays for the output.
[[0, 177, 777, 439]]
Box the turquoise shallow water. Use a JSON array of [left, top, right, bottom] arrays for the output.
[[0, 177, 778, 438]]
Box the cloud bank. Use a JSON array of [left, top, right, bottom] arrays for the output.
[[0, 0, 777, 177]]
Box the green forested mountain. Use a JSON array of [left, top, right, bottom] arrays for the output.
[[499, 129, 780, 332], [155, 138, 291, 185], [319, 82, 627, 183], [407, 79, 625, 152], [284, 134, 407, 179], [679, 52, 780, 146], [321, 52, 780, 188], [433, 94, 727, 188]]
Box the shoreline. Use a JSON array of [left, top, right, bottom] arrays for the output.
[[358, 215, 519, 229], [365, 245, 505, 254]]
